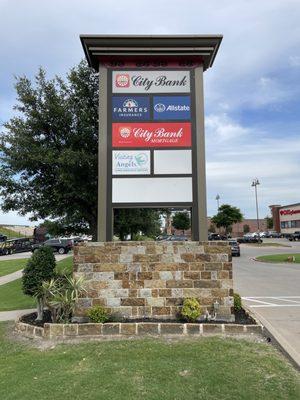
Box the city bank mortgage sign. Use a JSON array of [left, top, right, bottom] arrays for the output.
[[80, 35, 222, 240], [111, 70, 193, 205]]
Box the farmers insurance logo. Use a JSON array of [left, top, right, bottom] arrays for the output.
[[112, 96, 150, 120]]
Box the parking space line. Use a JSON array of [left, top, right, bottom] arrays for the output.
[[242, 296, 300, 308]]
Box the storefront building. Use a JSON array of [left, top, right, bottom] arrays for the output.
[[270, 203, 300, 234]]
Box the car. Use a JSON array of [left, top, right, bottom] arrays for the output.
[[229, 240, 240, 256], [0, 234, 7, 243], [288, 231, 300, 241], [208, 233, 227, 241], [237, 235, 262, 244], [32, 238, 73, 254], [159, 235, 188, 241]]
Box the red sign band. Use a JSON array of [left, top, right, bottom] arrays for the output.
[[112, 122, 191, 148]]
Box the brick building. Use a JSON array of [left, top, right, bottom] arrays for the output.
[[270, 203, 300, 234]]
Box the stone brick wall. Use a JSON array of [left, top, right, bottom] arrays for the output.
[[74, 241, 233, 320]]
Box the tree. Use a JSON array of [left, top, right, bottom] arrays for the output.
[[0, 61, 162, 240], [0, 61, 98, 238], [265, 216, 273, 230], [114, 209, 161, 241], [211, 204, 243, 234], [172, 211, 191, 234], [22, 247, 56, 320], [243, 224, 250, 234]]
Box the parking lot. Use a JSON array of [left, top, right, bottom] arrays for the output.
[[233, 238, 300, 365]]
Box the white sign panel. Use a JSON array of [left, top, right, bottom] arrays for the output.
[[112, 71, 190, 93], [112, 151, 150, 175], [112, 177, 193, 203], [154, 150, 192, 174]]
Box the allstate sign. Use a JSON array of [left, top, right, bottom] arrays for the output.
[[153, 96, 191, 120], [112, 96, 150, 120]]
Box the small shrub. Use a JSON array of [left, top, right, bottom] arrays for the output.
[[87, 305, 109, 323], [233, 293, 242, 312], [181, 298, 201, 322], [22, 246, 56, 320]]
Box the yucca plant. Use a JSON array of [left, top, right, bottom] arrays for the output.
[[40, 275, 86, 323]]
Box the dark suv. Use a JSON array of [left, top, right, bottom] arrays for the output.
[[32, 238, 73, 254], [229, 240, 240, 257]]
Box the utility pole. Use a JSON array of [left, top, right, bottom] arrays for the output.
[[251, 178, 260, 232], [215, 194, 220, 211]]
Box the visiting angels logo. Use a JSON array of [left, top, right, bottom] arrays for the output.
[[134, 153, 148, 166]]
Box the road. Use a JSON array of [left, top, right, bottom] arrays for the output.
[[233, 238, 300, 366], [0, 251, 72, 261]]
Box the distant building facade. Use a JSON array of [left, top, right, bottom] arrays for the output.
[[270, 203, 300, 234], [170, 217, 267, 238]]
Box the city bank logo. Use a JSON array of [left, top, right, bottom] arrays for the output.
[[154, 103, 166, 113], [112, 96, 150, 120], [119, 126, 131, 138], [153, 96, 191, 120], [116, 74, 130, 88]]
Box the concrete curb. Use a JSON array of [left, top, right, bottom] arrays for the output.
[[243, 305, 300, 370]]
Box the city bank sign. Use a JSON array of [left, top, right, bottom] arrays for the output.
[[113, 71, 190, 93], [280, 209, 300, 216]]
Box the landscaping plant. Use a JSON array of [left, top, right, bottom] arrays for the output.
[[181, 298, 202, 322], [22, 247, 56, 320], [233, 293, 242, 312], [87, 305, 110, 323], [41, 274, 86, 323]]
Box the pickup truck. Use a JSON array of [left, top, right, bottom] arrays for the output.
[[288, 231, 300, 241]]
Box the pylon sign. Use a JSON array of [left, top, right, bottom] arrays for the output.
[[109, 68, 195, 205]]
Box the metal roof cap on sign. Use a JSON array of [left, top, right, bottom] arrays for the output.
[[80, 34, 223, 71]]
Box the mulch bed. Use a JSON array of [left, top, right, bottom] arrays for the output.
[[20, 308, 255, 327]]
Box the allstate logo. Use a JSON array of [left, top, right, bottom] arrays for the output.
[[135, 153, 148, 166], [119, 127, 131, 138], [123, 99, 138, 108], [154, 103, 166, 113], [116, 74, 130, 88]]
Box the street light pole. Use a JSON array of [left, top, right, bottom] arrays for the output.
[[251, 178, 260, 233], [215, 194, 220, 211]]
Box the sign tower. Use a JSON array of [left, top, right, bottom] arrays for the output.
[[80, 35, 222, 241]]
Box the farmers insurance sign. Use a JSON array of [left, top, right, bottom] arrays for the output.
[[112, 71, 190, 93]]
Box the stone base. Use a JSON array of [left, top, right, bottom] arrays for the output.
[[15, 321, 263, 340], [74, 241, 234, 320]]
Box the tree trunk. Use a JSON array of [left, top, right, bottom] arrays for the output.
[[36, 297, 44, 321]]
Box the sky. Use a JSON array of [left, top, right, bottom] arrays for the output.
[[0, 0, 299, 225]]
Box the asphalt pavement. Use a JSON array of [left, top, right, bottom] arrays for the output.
[[233, 238, 300, 366]]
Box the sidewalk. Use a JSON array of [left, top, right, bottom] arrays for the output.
[[0, 270, 23, 286], [0, 308, 36, 322]]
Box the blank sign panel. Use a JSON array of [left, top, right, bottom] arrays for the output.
[[112, 177, 193, 203], [154, 150, 192, 174]]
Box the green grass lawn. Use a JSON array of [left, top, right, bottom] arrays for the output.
[[257, 254, 300, 263], [0, 225, 24, 239], [0, 256, 73, 311], [0, 323, 299, 400], [0, 258, 28, 277]]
